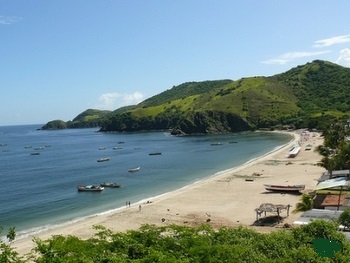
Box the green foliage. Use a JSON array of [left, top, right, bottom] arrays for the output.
[[339, 208, 350, 230], [316, 119, 350, 173], [139, 80, 233, 108], [293, 194, 314, 213], [25, 221, 350, 262], [0, 227, 23, 263], [40, 120, 68, 130], [72, 109, 111, 122], [40, 109, 112, 130]]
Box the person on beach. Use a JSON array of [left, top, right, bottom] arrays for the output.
[[139, 205, 142, 211], [128, 201, 131, 207]]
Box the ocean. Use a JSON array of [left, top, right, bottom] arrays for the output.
[[0, 125, 291, 238]]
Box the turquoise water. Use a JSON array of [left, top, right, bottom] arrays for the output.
[[0, 125, 291, 237]]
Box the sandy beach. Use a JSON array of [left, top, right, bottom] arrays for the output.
[[13, 130, 325, 256]]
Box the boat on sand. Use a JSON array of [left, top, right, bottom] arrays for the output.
[[264, 184, 305, 192]]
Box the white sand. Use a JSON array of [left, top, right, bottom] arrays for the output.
[[13, 130, 325, 256]]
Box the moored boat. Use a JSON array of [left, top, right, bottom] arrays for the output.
[[264, 184, 305, 192], [128, 167, 141, 172], [77, 185, 104, 192], [97, 157, 110, 162], [149, 152, 162, 155], [100, 182, 121, 188]]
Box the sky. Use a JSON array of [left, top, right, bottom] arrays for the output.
[[1, 1, 350, 126]]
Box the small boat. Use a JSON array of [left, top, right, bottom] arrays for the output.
[[128, 167, 141, 172], [31, 152, 40, 155], [77, 185, 104, 192], [149, 152, 162, 155], [113, 147, 123, 150], [305, 144, 312, 151], [264, 184, 305, 192], [97, 157, 110, 162], [288, 146, 301, 158], [210, 143, 222, 146], [33, 146, 45, 150], [229, 141, 238, 144], [100, 182, 121, 188], [98, 147, 106, 150]]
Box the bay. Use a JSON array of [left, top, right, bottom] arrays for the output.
[[0, 125, 291, 237]]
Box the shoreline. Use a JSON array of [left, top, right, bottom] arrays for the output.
[[10, 131, 292, 240], [13, 130, 325, 256]]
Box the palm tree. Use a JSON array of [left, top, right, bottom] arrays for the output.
[[292, 194, 313, 213], [318, 155, 336, 178]]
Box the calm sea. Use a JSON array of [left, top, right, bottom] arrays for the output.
[[0, 125, 291, 238]]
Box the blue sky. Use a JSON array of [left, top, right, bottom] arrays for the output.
[[1, 1, 350, 126]]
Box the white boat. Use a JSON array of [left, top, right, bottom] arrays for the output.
[[97, 157, 110, 162], [264, 184, 305, 192], [288, 146, 301, 158], [77, 185, 104, 192], [128, 167, 140, 172]]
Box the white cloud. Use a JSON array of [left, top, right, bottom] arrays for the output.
[[336, 48, 350, 67], [313, 35, 350, 48], [0, 16, 22, 25], [261, 50, 330, 65], [97, 91, 144, 110]]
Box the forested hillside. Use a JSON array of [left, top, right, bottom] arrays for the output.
[[41, 60, 350, 134]]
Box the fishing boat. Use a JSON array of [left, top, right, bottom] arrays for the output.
[[97, 157, 110, 162], [100, 182, 121, 188], [128, 167, 141, 172], [77, 185, 104, 192], [264, 184, 305, 192]]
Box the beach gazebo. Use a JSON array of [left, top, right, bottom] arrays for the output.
[[255, 203, 291, 224]]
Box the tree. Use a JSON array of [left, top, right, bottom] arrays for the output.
[[292, 194, 313, 213], [0, 227, 23, 263]]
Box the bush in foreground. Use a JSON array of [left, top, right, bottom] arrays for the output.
[[3, 220, 350, 262]]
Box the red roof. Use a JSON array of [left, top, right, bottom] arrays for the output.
[[320, 195, 346, 207]]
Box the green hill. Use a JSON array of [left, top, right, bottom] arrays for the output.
[[42, 60, 350, 133], [40, 109, 111, 130]]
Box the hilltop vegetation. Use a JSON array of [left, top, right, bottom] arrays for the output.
[[40, 109, 111, 130], [41, 60, 350, 134]]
